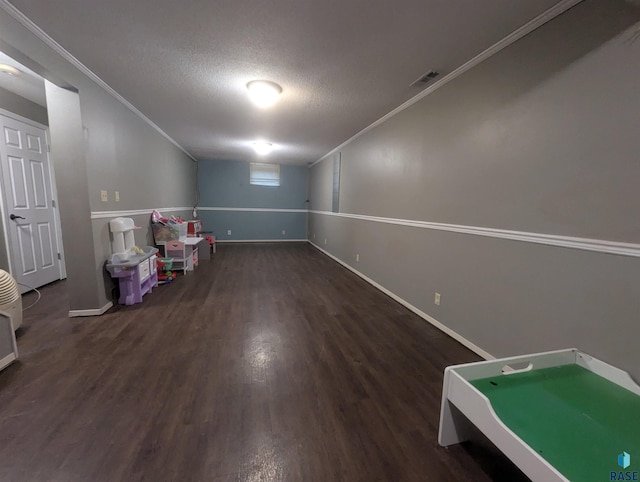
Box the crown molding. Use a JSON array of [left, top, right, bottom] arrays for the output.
[[310, 0, 584, 167], [0, 0, 197, 162]]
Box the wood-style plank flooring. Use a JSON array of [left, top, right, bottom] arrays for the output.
[[0, 243, 528, 481]]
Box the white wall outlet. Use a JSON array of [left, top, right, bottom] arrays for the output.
[[356, 254, 360, 262], [434, 292, 441, 306], [324, 238, 327, 245], [313, 233, 316, 239], [100, 190, 108, 202], [227, 229, 231, 235], [282, 229, 286, 235], [114, 191, 120, 202]]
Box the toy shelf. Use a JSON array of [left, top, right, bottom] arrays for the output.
[[156, 237, 202, 273]]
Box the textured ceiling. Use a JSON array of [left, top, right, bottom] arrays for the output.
[[8, 0, 566, 165]]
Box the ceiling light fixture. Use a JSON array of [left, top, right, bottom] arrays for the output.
[[0, 64, 20, 76], [246, 80, 282, 108], [252, 141, 273, 155]]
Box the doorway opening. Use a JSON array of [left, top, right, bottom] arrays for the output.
[[0, 50, 66, 293]]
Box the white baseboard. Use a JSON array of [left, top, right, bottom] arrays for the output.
[[217, 239, 308, 243], [198, 207, 307, 213], [0, 352, 17, 371], [68, 301, 113, 318], [309, 241, 494, 361]]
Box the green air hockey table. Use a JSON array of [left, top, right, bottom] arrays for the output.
[[438, 349, 640, 482]]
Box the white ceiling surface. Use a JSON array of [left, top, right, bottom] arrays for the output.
[[8, 0, 565, 165], [0, 51, 46, 107]]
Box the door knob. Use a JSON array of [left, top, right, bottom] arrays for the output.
[[9, 214, 25, 220]]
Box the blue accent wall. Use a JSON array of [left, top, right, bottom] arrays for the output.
[[197, 159, 308, 240]]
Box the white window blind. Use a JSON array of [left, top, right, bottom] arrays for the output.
[[250, 162, 280, 187]]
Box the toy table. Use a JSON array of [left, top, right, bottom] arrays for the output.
[[438, 349, 640, 481]]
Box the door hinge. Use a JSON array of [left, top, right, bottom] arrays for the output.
[[47, 144, 50, 152], [52, 199, 56, 208], [57, 253, 61, 260]]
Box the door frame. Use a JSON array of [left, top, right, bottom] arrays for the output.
[[0, 107, 66, 281]]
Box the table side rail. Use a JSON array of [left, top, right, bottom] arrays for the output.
[[575, 351, 640, 396], [447, 348, 578, 382], [441, 369, 568, 482]]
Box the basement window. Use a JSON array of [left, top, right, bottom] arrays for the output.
[[250, 162, 280, 187]]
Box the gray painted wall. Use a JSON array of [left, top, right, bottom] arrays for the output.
[[309, 1, 640, 378], [45, 82, 99, 311], [198, 159, 308, 240], [0, 86, 48, 125], [0, 10, 196, 312]]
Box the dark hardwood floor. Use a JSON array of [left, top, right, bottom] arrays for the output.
[[0, 243, 529, 481]]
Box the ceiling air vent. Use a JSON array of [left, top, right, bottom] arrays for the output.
[[410, 70, 440, 88]]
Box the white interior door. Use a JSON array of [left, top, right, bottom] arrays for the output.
[[0, 114, 61, 291]]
